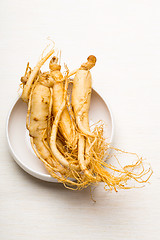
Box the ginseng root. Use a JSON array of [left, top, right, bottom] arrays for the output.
[[72, 55, 97, 178], [49, 75, 79, 171], [26, 74, 68, 174], [20, 46, 152, 192], [21, 47, 55, 103], [49, 57, 76, 146]]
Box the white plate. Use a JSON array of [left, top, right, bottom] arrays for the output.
[[6, 89, 114, 182]]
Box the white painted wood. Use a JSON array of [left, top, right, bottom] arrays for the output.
[[1, 1, 160, 239]]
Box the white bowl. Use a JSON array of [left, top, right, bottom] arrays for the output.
[[6, 89, 114, 182]]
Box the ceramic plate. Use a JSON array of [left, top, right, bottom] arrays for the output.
[[6, 89, 114, 182]]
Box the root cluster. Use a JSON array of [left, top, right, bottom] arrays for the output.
[[20, 46, 152, 191]]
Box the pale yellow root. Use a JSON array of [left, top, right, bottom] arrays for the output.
[[49, 57, 76, 145], [76, 116, 95, 137], [31, 137, 70, 176], [21, 47, 55, 102], [72, 68, 96, 137], [72, 55, 97, 177], [78, 134, 94, 179], [56, 138, 66, 154], [50, 80, 80, 170], [27, 76, 69, 175], [82, 115, 93, 166], [50, 100, 70, 168], [48, 77, 77, 169], [31, 137, 59, 171], [20, 48, 153, 191], [26, 81, 67, 174], [47, 88, 53, 140], [26, 78, 40, 130]]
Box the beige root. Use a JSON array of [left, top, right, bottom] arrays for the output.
[[72, 55, 96, 137], [49, 75, 79, 171], [21, 47, 55, 103], [49, 57, 76, 146], [20, 47, 152, 192], [28, 83, 56, 166], [72, 55, 97, 178], [23, 69, 68, 175]]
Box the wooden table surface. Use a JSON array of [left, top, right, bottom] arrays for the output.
[[1, 1, 160, 239]]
